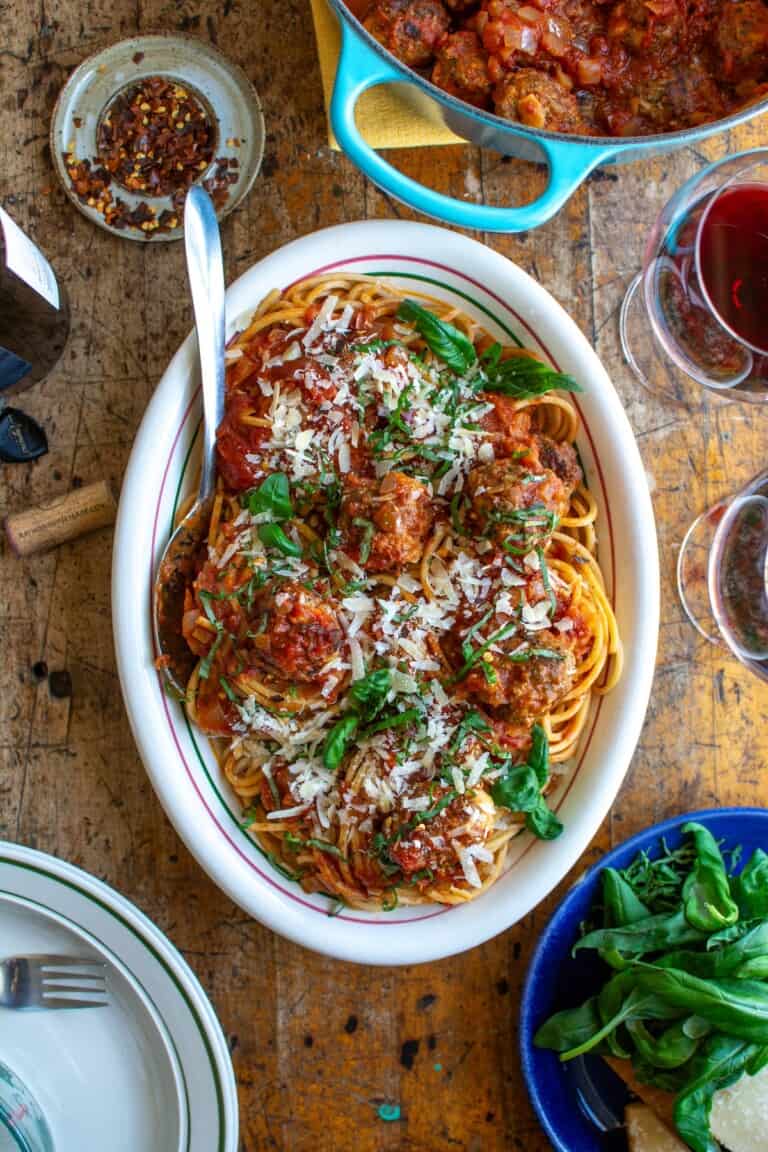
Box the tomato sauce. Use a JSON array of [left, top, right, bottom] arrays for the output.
[[351, 0, 768, 136]]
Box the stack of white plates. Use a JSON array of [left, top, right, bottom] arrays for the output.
[[0, 843, 238, 1151]]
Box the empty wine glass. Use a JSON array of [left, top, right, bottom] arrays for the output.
[[620, 149, 768, 406], [678, 469, 768, 683]]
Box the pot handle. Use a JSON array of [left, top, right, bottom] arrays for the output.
[[330, 21, 617, 233]]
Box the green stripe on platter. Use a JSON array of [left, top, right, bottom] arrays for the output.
[[0, 885, 192, 1151], [365, 270, 524, 347], [170, 418, 202, 539], [0, 857, 228, 1152]]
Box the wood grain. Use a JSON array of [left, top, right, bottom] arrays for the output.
[[1, 3, 767, 1148]]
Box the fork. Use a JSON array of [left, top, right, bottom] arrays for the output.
[[0, 954, 109, 1010]]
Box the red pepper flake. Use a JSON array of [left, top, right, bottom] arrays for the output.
[[61, 74, 236, 237], [98, 75, 215, 197]]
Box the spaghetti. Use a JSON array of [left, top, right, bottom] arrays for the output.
[[161, 273, 621, 910]]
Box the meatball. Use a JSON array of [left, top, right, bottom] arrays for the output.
[[493, 68, 588, 132], [248, 581, 345, 683], [536, 435, 582, 489], [364, 0, 451, 67], [713, 0, 768, 82], [432, 30, 493, 106], [338, 471, 434, 572], [606, 0, 686, 56], [385, 786, 496, 883], [607, 59, 726, 133], [465, 456, 573, 544], [461, 632, 577, 716]]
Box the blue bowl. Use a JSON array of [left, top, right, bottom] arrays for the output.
[[519, 807, 768, 1152]]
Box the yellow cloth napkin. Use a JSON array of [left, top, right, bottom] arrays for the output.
[[310, 0, 463, 149]]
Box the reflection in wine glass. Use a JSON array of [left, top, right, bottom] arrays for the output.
[[620, 149, 768, 406], [678, 471, 768, 683]]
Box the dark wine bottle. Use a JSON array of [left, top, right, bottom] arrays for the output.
[[0, 206, 70, 395]]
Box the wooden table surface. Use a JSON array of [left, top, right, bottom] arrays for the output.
[[2, 3, 767, 1148]]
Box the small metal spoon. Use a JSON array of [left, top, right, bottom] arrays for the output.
[[153, 186, 226, 697]]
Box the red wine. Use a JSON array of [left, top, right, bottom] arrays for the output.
[[698, 184, 768, 355]]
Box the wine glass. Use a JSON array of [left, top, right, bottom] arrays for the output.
[[620, 149, 768, 406], [678, 468, 768, 683]]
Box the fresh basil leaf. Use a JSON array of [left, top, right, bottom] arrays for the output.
[[448, 708, 490, 756], [526, 798, 563, 841], [348, 668, 391, 716], [734, 849, 768, 919], [449, 620, 519, 683], [603, 868, 652, 928], [533, 996, 603, 1053], [574, 909, 708, 960], [362, 708, 421, 738], [247, 472, 293, 520], [491, 764, 541, 813], [482, 354, 582, 399], [258, 523, 303, 557], [397, 299, 477, 375], [305, 837, 345, 859], [683, 821, 740, 932], [352, 516, 375, 564], [322, 713, 360, 771], [198, 631, 223, 680], [480, 341, 502, 371]]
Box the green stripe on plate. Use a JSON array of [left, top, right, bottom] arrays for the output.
[[0, 855, 227, 1152]]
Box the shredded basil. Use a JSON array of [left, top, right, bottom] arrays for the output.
[[450, 620, 519, 684], [352, 516, 375, 564], [198, 631, 224, 680]]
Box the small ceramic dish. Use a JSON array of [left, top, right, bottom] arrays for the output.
[[50, 33, 265, 242], [519, 806, 768, 1152]]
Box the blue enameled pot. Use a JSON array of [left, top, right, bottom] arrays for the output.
[[328, 0, 768, 232]]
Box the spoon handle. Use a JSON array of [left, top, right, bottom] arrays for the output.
[[183, 186, 226, 504]]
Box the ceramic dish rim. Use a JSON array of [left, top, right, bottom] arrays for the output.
[[0, 840, 239, 1152], [49, 31, 265, 243], [0, 888, 187, 1152]]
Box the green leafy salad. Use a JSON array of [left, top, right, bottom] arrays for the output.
[[535, 822, 768, 1152]]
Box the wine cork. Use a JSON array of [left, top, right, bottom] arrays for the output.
[[4, 480, 116, 557]]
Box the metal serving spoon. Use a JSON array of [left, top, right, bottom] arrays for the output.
[[153, 186, 226, 697]]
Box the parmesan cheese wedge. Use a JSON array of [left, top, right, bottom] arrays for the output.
[[626, 1103, 689, 1152], [710, 1063, 768, 1152], [608, 1057, 768, 1152]]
